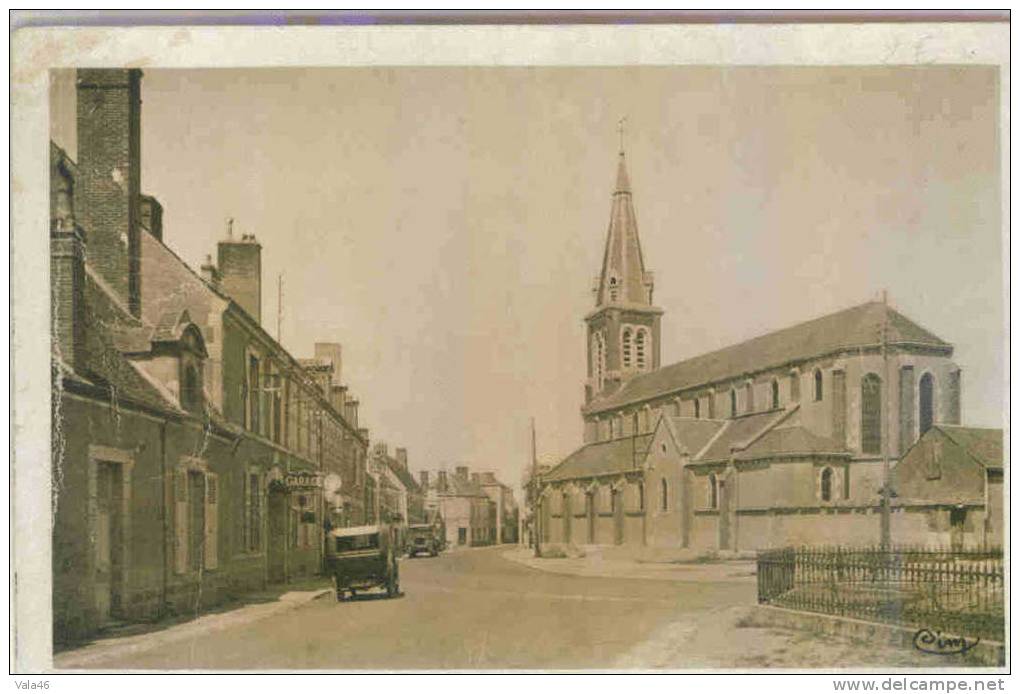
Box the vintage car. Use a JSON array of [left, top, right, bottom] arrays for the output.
[[405, 523, 444, 557], [325, 524, 400, 601]]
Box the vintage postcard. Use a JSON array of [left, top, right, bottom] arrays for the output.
[[10, 15, 1010, 679]]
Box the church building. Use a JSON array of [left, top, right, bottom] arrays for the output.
[[537, 146, 964, 552]]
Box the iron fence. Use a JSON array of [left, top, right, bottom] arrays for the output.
[[757, 545, 1004, 642]]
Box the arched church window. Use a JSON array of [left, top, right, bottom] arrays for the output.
[[790, 371, 801, 402], [820, 467, 833, 502], [622, 328, 633, 368], [709, 473, 718, 510], [814, 369, 823, 401], [592, 333, 606, 392], [694, 398, 701, 419], [745, 382, 754, 413], [632, 412, 639, 436], [861, 373, 883, 455], [673, 399, 682, 416], [660, 478, 669, 511], [635, 329, 648, 370], [730, 389, 737, 418], [919, 373, 935, 436], [771, 379, 780, 409], [608, 276, 619, 302], [181, 363, 202, 413]]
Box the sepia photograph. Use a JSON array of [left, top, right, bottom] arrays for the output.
[[10, 15, 1010, 678]]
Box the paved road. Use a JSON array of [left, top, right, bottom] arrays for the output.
[[87, 547, 755, 670]]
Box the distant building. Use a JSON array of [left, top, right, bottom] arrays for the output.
[[370, 443, 424, 527], [892, 426, 1003, 549], [539, 144, 974, 552], [420, 467, 495, 547], [475, 472, 519, 544]]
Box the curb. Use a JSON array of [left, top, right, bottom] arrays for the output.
[[750, 604, 1005, 668], [52, 588, 332, 670], [500, 549, 757, 583]]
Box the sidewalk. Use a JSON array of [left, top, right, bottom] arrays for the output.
[[502, 546, 758, 583], [53, 579, 332, 670]]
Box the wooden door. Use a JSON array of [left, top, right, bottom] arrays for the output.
[[267, 488, 287, 583], [94, 462, 122, 624], [718, 479, 730, 550]]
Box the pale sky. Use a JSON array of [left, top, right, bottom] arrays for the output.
[[51, 66, 1003, 491]]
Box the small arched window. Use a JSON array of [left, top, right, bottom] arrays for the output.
[[622, 328, 633, 368], [608, 276, 619, 302], [790, 371, 801, 402], [861, 373, 883, 455], [673, 399, 682, 416], [635, 329, 648, 370], [814, 369, 823, 401], [745, 382, 754, 413], [709, 473, 718, 510], [632, 412, 639, 436], [660, 478, 669, 511], [771, 379, 780, 409], [730, 389, 737, 418], [694, 398, 701, 419], [919, 373, 935, 436], [820, 467, 833, 502]]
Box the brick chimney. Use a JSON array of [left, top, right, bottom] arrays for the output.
[[314, 342, 343, 385], [471, 472, 480, 485], [200, 254, 220, 288], [139, 194, 163, 241], [437, 470, 448, 492], [217, 219, 262, 323], [75, 68, 142, 317], [373, 442, 388, 459], [50, 143, 86, 371], [419, 470, 430, 489], [456, 466, 469, 482], [395, 448, 408, 469]]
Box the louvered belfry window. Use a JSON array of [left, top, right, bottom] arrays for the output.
[[861, 374, 883, 455]]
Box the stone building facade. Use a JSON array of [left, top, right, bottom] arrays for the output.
[[538, 147, 969, 552], [420, 467, 496, 547], [51, 69, 372, 643]]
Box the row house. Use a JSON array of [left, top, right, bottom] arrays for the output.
[[369, 443, 425, 529], [420, 466, 507, 547], [50, 68, 371, 644]]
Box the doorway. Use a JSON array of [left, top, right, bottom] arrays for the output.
[[94, 462, 123, 625], [950, 507, 967, 551], [718, 479, 730, 550], [267, 486, 287, 583], [187, 471, 206, 572], [612, 489, 624, 545], [586, 493, 595, 544]]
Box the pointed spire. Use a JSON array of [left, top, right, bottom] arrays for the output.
[[594, 146, 653, 308], [615, 151, 631, 194]]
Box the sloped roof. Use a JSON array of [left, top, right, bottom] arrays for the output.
[[586, 301, 951, 415], [697, 409, 789, 462], [665, 417, 727, 456], [734, 425, 848, 461], [65, 271, 183, 415], [383, 457, 420, 493], [543, 434, 653, 482], [937, 425, 1004, 470]]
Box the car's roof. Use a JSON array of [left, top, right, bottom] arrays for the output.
[[329, 524, 382, 537]]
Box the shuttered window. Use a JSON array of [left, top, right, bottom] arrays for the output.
[[205, 474, 219, 570]]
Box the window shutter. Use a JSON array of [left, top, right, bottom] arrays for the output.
[[205, 473, 219, 570], [174, 469, 189, 574]]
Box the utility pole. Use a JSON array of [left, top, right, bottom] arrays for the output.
[[531, 417, 541, 558], [880, 289, 892, 550]]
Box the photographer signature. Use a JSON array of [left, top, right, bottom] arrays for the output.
[[912, 628, 980, 656]]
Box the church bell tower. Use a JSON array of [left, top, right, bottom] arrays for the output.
[[585, 140, 663, 405]]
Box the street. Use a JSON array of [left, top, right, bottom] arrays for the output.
[[74, 547, 755, 670]]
